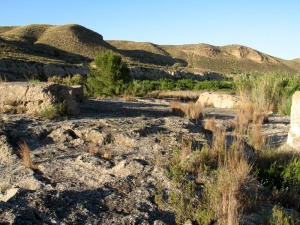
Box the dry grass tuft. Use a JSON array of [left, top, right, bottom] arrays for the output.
[[122, 94, 137, 102], [180, 137, 193, 160], [235, 103, 254, 134], [204, 118, 217, 132], [235, 103, 268, 135], [170, 101, 203, 120], [170, 101, 185, 117], [18, 142, 38, 170], [89, 143, 98, 156], [89, 143, 112, 159], [252, 110, 269, 125], [212, 128, 227, 156], [102, 152, 112, 159], [249, 124, 265, 151]]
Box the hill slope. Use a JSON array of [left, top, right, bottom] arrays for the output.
[[0, 24, 299, 74], [109, 41, 298, 74], [0, 24, 114, 63]]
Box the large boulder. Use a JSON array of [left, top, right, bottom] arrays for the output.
[[196, 92, 241, 109], [287, 91, 300, 150], [0, 82, 83, 116]]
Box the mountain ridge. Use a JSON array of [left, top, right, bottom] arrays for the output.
[[0, 24, 299, 75]]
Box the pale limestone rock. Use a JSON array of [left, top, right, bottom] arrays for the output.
[[0, 134, 15, 164], [0, 82, 83, 116], [287, 91, 300, 150], [196, 92, 241, 109], [0, 188, 19, 202]]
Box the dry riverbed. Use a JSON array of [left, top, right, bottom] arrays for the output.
[[0, 98, 290, 224]]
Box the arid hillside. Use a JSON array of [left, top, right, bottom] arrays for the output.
[[0, 24, 114, 64], [109, 41, 298, 74], [0, 24, 299, 75]]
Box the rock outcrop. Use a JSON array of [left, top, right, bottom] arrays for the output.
[[196, 92, 241, 109], [0, 59, 90, 81], [287, 91, 300, 150], [129, 66, 224, 81], [0, 82, 84, 116]]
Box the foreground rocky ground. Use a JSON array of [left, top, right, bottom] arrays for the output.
[[0, 98, 291, 224]]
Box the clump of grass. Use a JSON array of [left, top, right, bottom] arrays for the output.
[[264, 205, 300, 225], [170, 101, 203, 120], [39, 102, 66, 119], [18, 142, 38, 170], [180, 137, 193, 160], [89, 143, 98, 156], [48, 74, 86, 86], [89, 143, 112, 159], [0, 99, 27, 114], [122, 94, 137, 102]]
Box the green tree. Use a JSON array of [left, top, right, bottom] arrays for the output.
[[86, 51, 131, 96]]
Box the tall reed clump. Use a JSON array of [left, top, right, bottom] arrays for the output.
[[234, 72, 300, 115], [233, 102, 267, 151], [200, 122, 251, 225]]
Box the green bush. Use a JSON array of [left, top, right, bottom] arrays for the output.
[[86, 50, 131, 97], [254, 150, 300, 211], [124, 79, 234, 96]]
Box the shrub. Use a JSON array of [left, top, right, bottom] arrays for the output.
[[86, 51, 131, 97]]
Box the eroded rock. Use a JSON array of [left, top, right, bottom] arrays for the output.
[[287, 91, 300, 150], [197, 92, 241, 109], [0, 82, 83, 116]]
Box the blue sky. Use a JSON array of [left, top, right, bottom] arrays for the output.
[[1, 0, 299, 60]]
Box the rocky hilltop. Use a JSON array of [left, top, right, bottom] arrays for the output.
[[0, 24, 299, 80]]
